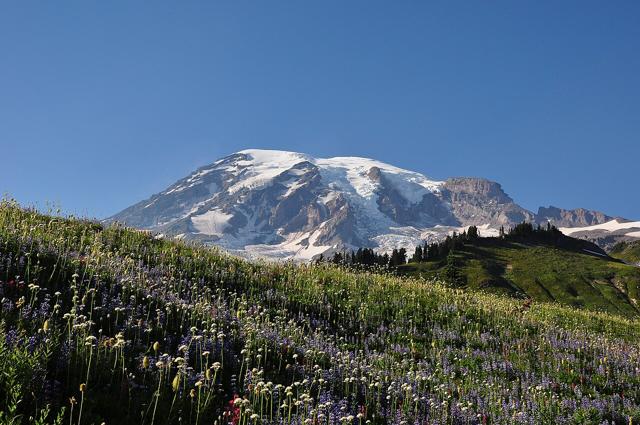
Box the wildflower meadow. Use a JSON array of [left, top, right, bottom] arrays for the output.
[[1, 200, 639, 424]]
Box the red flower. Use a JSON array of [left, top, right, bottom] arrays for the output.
[[225, 395, 241, 425]]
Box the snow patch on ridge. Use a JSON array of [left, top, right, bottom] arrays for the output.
[[241, 228, 333, 261], [191, 210, 233, 236], [560, 219, 640, 236]]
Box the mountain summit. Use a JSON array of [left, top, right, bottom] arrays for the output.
[[109, 149, 639, 259]]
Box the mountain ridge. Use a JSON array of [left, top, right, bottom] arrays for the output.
[[109, 149, 639, 259]]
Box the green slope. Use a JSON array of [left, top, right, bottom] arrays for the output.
[[610, 240, 640, 265], [3, 201, 640, 423], [398, 238, 640, 317]]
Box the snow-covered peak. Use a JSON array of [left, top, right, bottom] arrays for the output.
[[228, 149, 443, 202], [109, 148, 634, 261], [236, 149, 313, 165], [235, 149, 441, 183]]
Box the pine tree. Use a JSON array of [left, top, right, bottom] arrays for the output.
[[332, 252, 342, 264], [443, 250, 464, 287], [422, 242, 429, 261], [389, 249, 398, 267], [412, 245, 423, 263], [467, 225, 479, 240], [398, 248, 407, 265]]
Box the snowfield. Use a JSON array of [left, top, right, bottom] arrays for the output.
[[191, 209, 233, 236], [560, 219, 640, 237]]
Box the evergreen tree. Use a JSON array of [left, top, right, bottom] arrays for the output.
[[467, 225, 479, 240], [443, 250, 464, 286], [389, 249, 398, 267], [398, 248, 407, 265], [411, 245, 423, 263], [331, 252, 343, 264], [422, 242, 430, 261]]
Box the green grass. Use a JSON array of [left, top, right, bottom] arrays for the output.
[[610, 240, 640, 265], [399, 239, 640, 317]]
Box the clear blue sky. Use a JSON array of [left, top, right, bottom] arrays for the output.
[[1, 1, 639, 219]]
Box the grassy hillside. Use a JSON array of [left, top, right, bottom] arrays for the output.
[[2, 201, 640, 424], [610, 240, 640, 265], [398, 238, 640, 318]]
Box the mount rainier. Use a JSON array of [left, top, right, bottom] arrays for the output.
[[108, 149, 639, 260]]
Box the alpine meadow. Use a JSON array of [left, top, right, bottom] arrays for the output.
[[2, 200, 640, 424]]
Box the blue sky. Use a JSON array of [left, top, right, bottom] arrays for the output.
[[1, 1, 639, 219]]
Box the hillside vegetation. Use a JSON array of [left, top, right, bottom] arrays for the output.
[[610, 240, 640, 265], [1, 201, 640, 424], [398, 237, 640, 318]]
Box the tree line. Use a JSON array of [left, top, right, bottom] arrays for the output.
[[317, 222, 562, 269]]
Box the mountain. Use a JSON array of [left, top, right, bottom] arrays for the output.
[[441, 177, 535, 227], [537, 205, 616, 227], [109, 149, 638, 259]]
